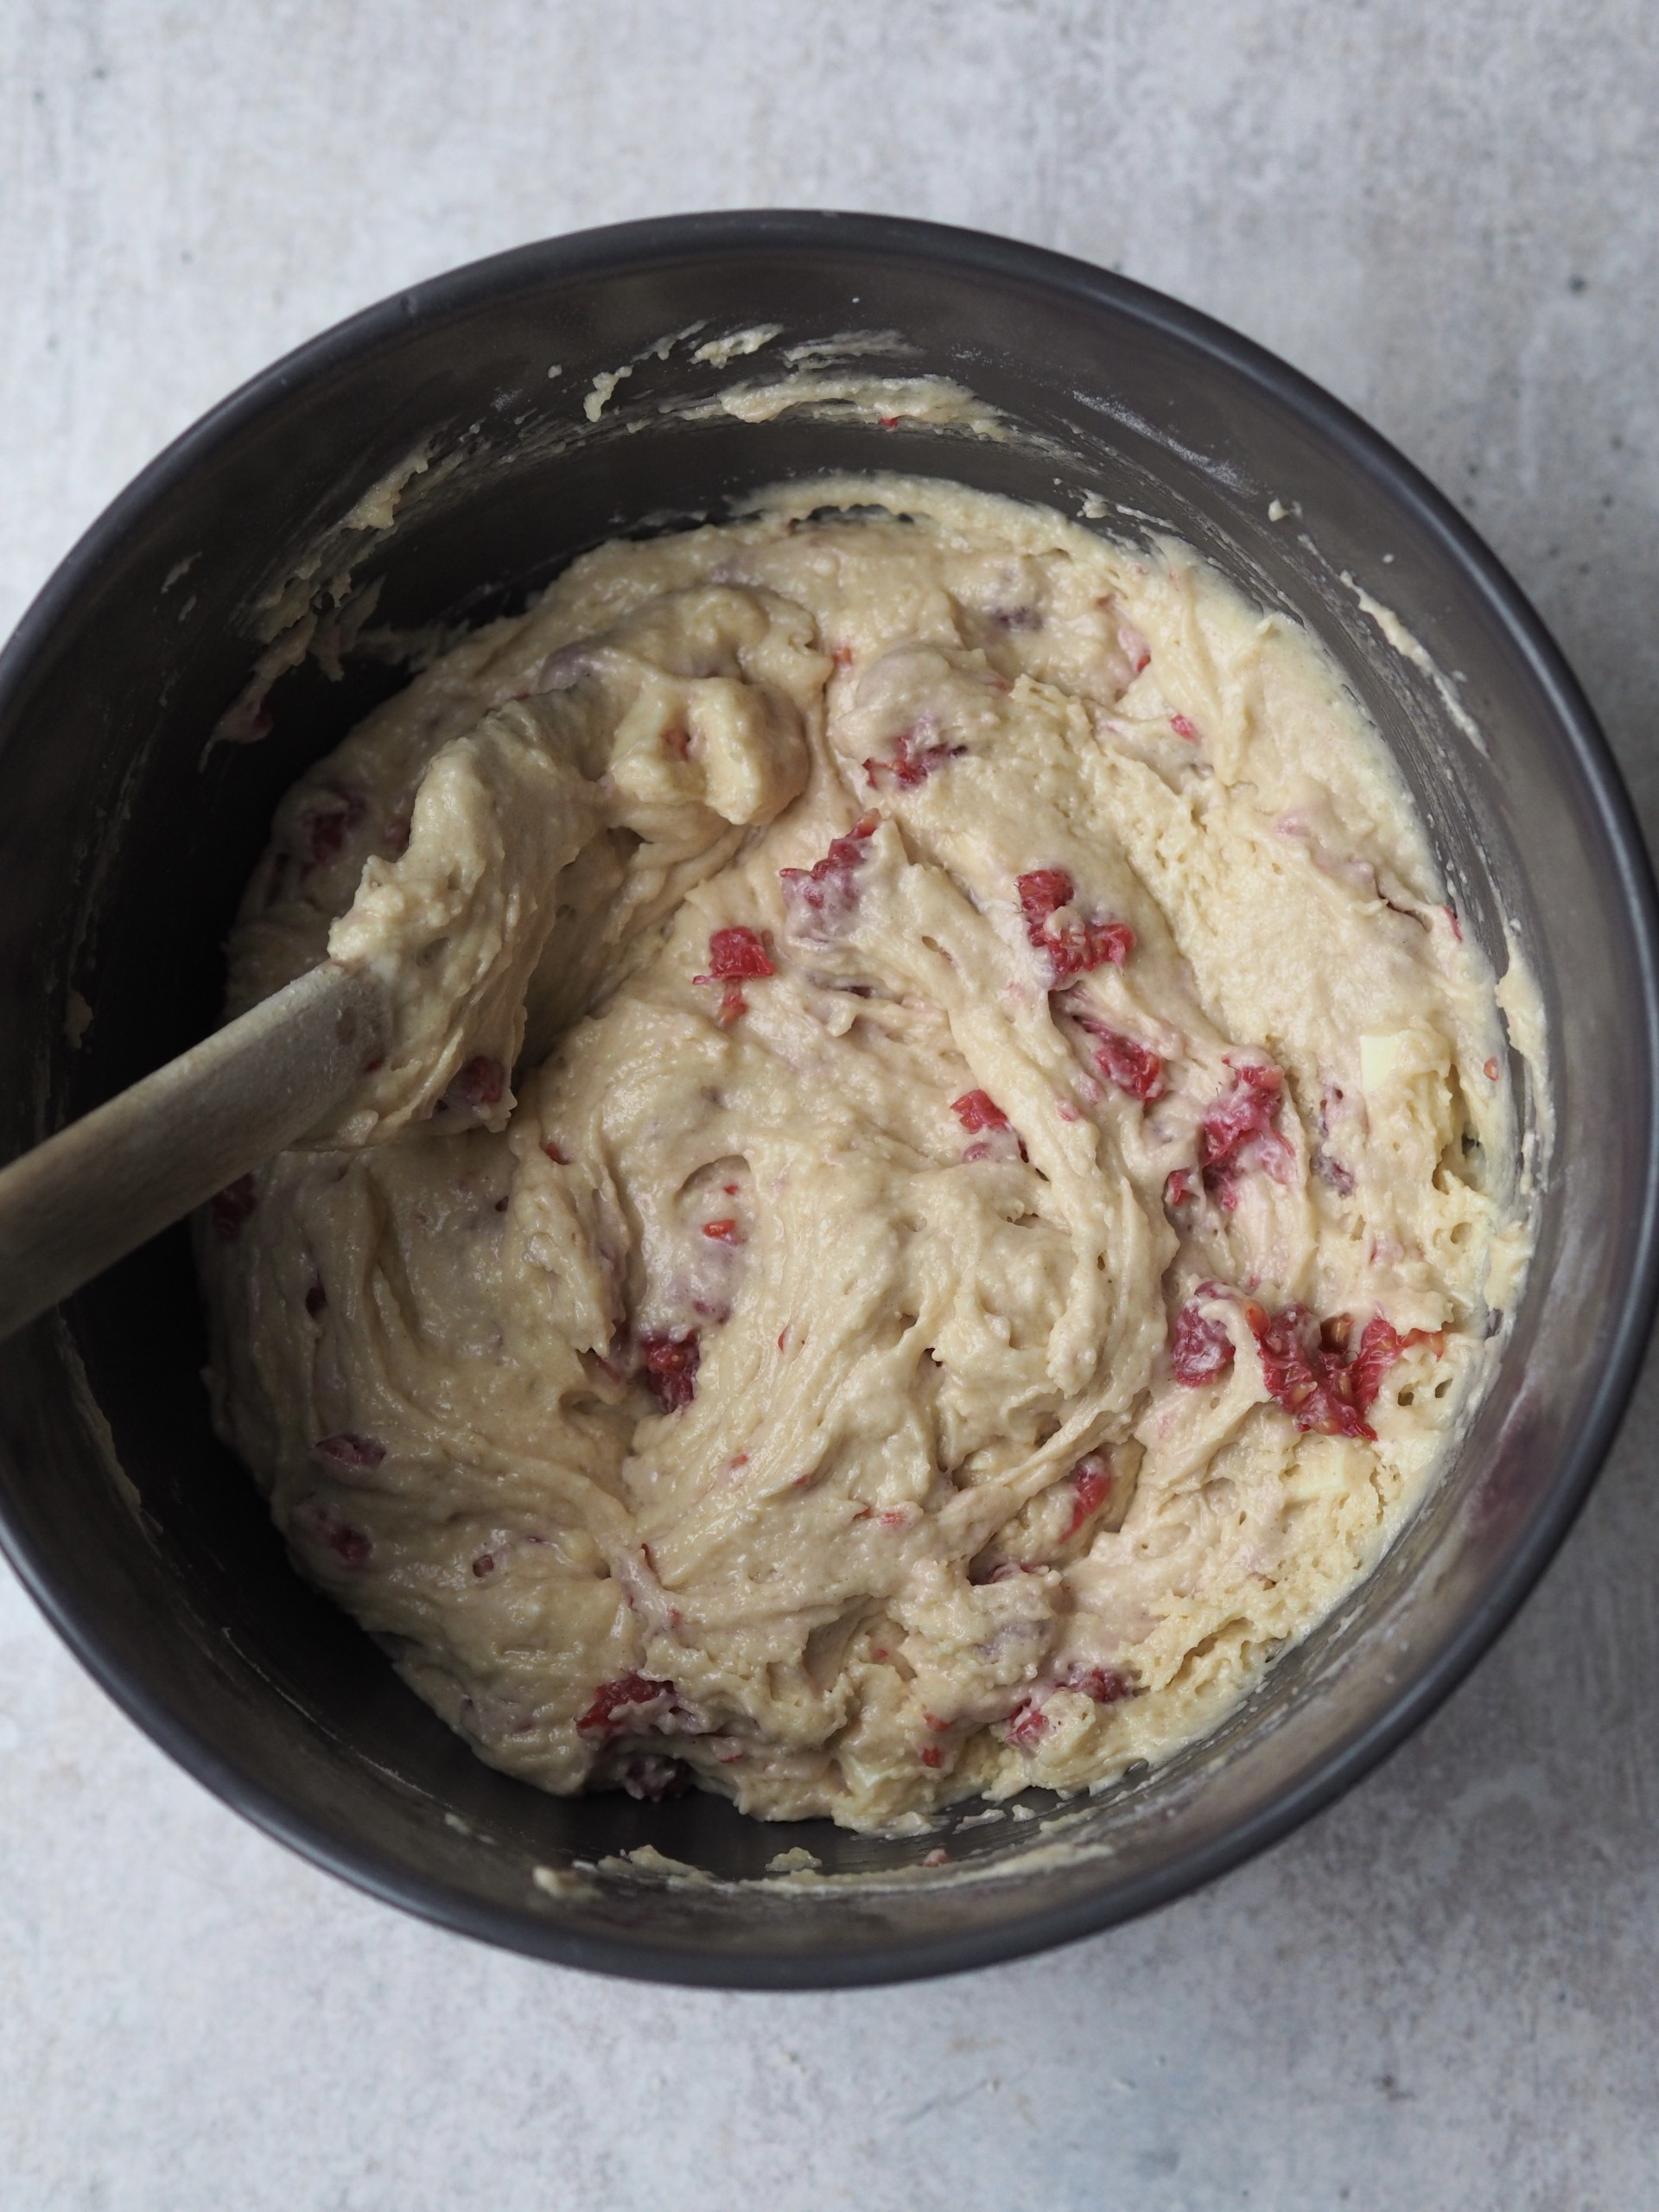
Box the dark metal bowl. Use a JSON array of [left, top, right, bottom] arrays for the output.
[[1, 213, 1653, 1987]]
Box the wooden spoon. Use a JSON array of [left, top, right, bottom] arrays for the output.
[[0, 963, 390, 1340]]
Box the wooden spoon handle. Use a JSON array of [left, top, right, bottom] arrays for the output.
[[0, 963, 389, 1340]]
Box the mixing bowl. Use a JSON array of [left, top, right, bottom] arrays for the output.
[[0, 213, 1653, 1988]]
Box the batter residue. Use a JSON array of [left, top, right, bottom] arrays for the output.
[[199, 476, 1529, 1832]]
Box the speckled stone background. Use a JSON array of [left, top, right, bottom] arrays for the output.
[[3, 3, 1657, 2206]]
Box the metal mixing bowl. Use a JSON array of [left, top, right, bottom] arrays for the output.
[[1, 213, 1653, 1986]]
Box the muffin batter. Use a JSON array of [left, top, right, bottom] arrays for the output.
[[199, 476, 1527, 1833]]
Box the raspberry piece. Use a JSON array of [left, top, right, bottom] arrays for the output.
[[779, 812, 876, 928], [301, 792, 365, 870], [446, 1055, 505, 1111], [863, 727, 966, 791], [315, 1431, 386, 1471], [1171, 1300, 1236, 1386], [702, 1218, 742, 1243], [1164, 1167, 1197, 1210], [1169, 714, 1199, 742], [575, 1671, 678, 1743], [1198, 1062, 1293, 1207], [1016, 868, 1135, 982], [1065, 1452, 1114, 1537], [951, 1089, 1008, 1133], [639, 1329, 700, 1412], [919, 1745, 943, 1768], [698, 925, 776, 982], [1006, 1697, 1048, 1749], [211, 1174, 257, 1241], [1061, 1664, 1133, 1704], [1244, 1300, 1373, 1440], [1090, 1028, 1165, 1103], [322, 1517, 371, 1568], [543, 1140, 568, 1164], [1349, 1314, 1440, 1415]]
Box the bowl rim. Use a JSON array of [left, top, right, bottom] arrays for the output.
[[3, 207, 1656, 1990]]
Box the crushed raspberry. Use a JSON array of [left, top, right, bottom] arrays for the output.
[[919, 1745, 943, 1768], [321, 1516, 371, 1568], [446, 1055, 505, 1111], [211, 1174, 257, 1240], [831, 644, 855, 670], [304, 1281, 327, 1318], [1198, 1062, 1293, 1206], [779, 813, 876, 927], [1089, 1027, 1165, 1103], [1006, 1664, 1131, 1747], [1061, 1664, 1133, 1704], [1484, 1057, 1500, 1083], [1169, 714, 1199, 742], [1171, 1299, 1236, 1386], [1313, 1147, 1356, 1197], [879, 415, 899, 430], [576, 1671, 679, 1743], [1065, 1453, 1114, 1537], [1005, 1697, 1048, 1749], [1016, 868, 1135, 982], [543, 1140, 568, 1164], [706, 926, 776, 979], [622, 1752, 693, 1800], [639, 1329, 701, 1412], [662, 726, 691, 760], [951, 1089, 1008, 1133], [300, 791, 365, 872], [863, 727, 966, 791], [315, 1431, 386, 1471], [1348, 1313, 1439, 1416], [1118, 623, 1152, 674], [1164, 1167, 1197, 1210], [1445, 902, 1463, 943], [1241, 1300, 1377, 1440], [702, 1218, 742, 1243]]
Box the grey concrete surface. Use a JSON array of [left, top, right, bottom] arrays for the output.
[[3, 3, 1657, 2206]]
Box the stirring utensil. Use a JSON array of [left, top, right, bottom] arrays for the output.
[[0, 963, 390, 1341]]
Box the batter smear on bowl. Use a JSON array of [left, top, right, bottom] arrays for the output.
[[198, 476, 1532, 1833]]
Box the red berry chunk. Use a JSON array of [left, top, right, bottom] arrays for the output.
[[705, 925, 776, 979], [1244, 1300, 1374, 1440], [323, 1517, 372, 1568], [1006, 1663, 1131, 1747], [1349, 1313, 1440, 1416], [302, 792, 365, 870], [1169, 714, 1199, 743], [576, 1671, 679, 1743], [863, 727, 965, 791], [1065, 1452, 1114, 1537], [1198, 1062, 1293, 1206], [315, 1431, 386, 1471], [1017, 868, 1135, 982], [211, 1174, 258, 1240], [1171, 1299, 1236, 1386], [779, 811, 877, 928], [1164, 1167, 1197, 1209], [639, 1329, 701, 1412], [447, 1054, 505, 1110], [1090, 1028, 1166, 1103], [951, 1089, 1008, 1133], [702, 1218, 742, 1243]]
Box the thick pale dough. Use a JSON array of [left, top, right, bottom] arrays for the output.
[[199, 476, 1527, 1834]]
